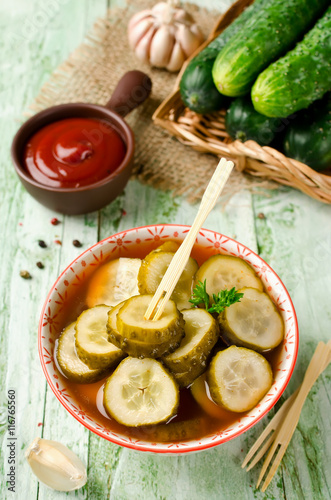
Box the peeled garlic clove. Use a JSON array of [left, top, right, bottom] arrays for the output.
[[135, 26, 156, 63], [176, 24, 203, 57], [150, 25, 174, 68], [166, 41, 186, 72], [128, 17, 153, 49], [25, 437, 87, 492]]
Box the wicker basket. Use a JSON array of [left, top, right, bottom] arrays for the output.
[[153, 0, 331, 204]]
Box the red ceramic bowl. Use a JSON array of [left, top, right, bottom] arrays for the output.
[[39, 224, 298, 454]]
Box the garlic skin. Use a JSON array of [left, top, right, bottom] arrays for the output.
[[25, 437, 87, 492], [128, 1, 203, 72]]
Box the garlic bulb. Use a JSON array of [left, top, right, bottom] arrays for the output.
[[128, 1, 204, 72], [25, 437, 87, 492]]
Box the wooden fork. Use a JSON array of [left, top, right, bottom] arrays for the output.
[[242, 339, 331, 492], [144, 157, 234, 321]]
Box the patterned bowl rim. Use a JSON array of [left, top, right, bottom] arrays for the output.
[[39, 224, 298, 454]]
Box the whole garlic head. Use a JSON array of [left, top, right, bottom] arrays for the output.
[[128, 1, 204, 72]]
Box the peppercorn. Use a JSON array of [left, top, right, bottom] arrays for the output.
[[38, 240, 47, 248], [257, 212, 266, 220], [50, 217, 60, 226], [20, 270, 32, 279], [73, 240, 82, 248], [36, 261, 44, 269]]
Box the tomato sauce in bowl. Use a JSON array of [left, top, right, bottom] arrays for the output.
[[11, 71, 152, 214], [23, 118, 126, 189]]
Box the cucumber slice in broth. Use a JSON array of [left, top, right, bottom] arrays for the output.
[[194, 255, 263, 303], [191, 373, 229, 419], [117, 295, 184, 344], [86, 258, 141, 308], [162, 308, 219, 387], [75, 305, 125, 369], [56, 322, 106, 383], [219, 287, 284, 352], [107, 302, 184, 358], [109, 329, 183, 359], [141, 418, 205, 442], [207, 346, 273, 413], [138, 251, 198, 310], [153, 241, 180, 253], [103, 357, 179, 427]]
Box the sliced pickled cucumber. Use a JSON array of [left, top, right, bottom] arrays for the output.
[[219, 287, 284, 352], [117, 295, 184, 344], [138, 251, 198, 310], [109, 330, 183, 359], [172, 256, 199, 310], [140, 418, 205, 442], [75, 305, 125, 369], [153, 241, 180, 253], [138, 252, 172, 296], [207, 346, 273, 413], [170, 370, 197, 388], [106, 301, 126, 334], [103, 357, 179, 426], [56, 322, 106, 383], [191, 373, 228, 419], [86, 258, 141, 308], [107, 301, 184, 358], [194, 255, 263, 305], [162, 309, 219, 387]]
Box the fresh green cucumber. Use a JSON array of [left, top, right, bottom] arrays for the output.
[[179, 0, 267, 113], [225, 96, 282, 145], [283, 93, 331, 171], [252, 7, 331, 117], [212, 0, 329, 97]]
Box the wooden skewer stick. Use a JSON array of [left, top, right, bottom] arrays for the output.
[[258, 340, 331, 492], [144, 157, 234, 321], [242, 339, 331, 472]]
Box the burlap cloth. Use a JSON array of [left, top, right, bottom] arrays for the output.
[[27, 0, 273, 203]]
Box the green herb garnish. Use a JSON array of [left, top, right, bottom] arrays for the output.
[[189, 279, 244, 314]]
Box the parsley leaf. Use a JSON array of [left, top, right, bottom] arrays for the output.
[[189, 279, 209, 310], [189, 280, 244, 314], [209, 287, 244, 314]]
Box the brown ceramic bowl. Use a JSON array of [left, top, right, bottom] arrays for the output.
[[11, 71, 152, 215]]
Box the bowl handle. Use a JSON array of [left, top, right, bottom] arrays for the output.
[[105, 71, 152, 118]]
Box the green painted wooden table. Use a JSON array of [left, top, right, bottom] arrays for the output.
[[1, 1, 330, 498]]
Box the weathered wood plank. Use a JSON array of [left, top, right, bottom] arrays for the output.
[[252, 188, 331, 500], [0, 1, 108, 498], [37, 212, 100, 500]]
